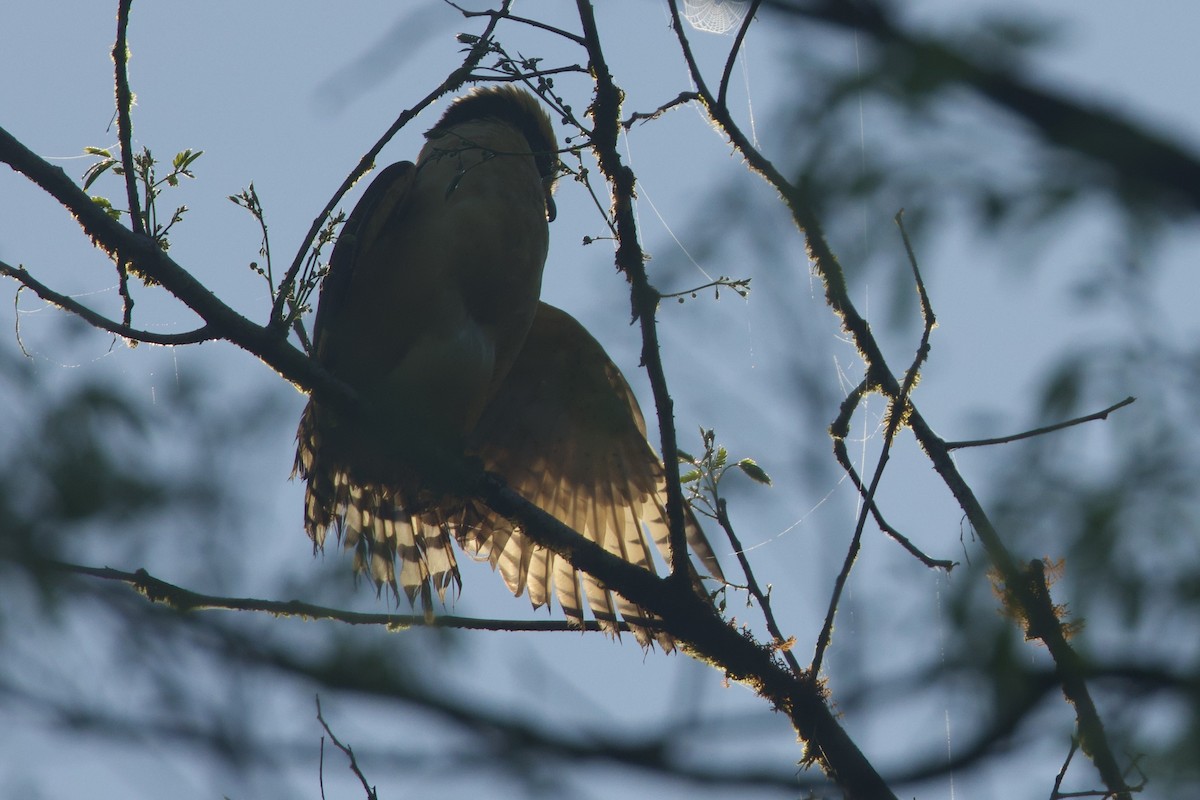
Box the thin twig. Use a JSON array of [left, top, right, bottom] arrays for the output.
[[716, 499, 802, 675], [895, 210, 936, 336], [829, 384, 955, 569], [113, 0, 140, 328], [46, 558, 631, 633], [318, 735, 326, 800], [717, 0, 762, 110], [466, 64, 587, 83], [562, 156, 619, 240], [659, 276, 750, 301], [812, 222, 938, 676], [1, 259, 213, 346], [812, 410, 880, 676], [946, 396, 1136, 450], [447, 1, 588, 46], [316, 697, 378, 800], [622, 91, 699, 129], [1049, 737, 1079, 800]]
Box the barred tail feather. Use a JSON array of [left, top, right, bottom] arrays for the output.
[[295, 403, 461, 610]]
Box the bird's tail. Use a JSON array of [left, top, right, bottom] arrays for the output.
[[294, 402, 462, 609]]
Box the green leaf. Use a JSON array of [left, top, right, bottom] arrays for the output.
[[737, 458, 773, 486], [90, 196, 121, 221], [82, 159, 116, 191], [83, 146, 113, 157], [173, 149, 203, 172], [677, 449, 696, 464], [680, 469, 702, 484]]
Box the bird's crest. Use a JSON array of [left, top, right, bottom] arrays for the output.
[[429, 86, 559, 189]]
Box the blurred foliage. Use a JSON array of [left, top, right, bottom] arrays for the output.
[[716, 6, 1200, 795], [0, 345, 313, 794]]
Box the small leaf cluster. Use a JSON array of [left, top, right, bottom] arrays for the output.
[[230, 183, 344, 341], [83, 146, 202, 251], [679, 427, 771, 520], [229, 183, 272, 287], [293, 209, 345, 326]]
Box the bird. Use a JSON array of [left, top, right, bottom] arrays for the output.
[[294, 86, 724, 648]]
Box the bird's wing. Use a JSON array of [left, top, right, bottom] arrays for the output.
[[311, 160, 416, 367], [295, 161, 463, 608], [459, 302, 725, 648]]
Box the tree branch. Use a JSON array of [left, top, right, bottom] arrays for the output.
[[622, 91, 699, 130], [447, 2, 588, 47], [316, 697, 378, 800], [113, 0, 142, 237], [0, 121, 353, 407], [715, 498, 803, 675], [48, 559, 637, 634], [945, 396, 1136, 450], [829, 383, 954, 569], [0, 258, 213, 346], [575, 0, 692, 585], [717, 0, 762, 110], [662, 2, 1133, 796]]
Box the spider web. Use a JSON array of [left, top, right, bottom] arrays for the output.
[[682, 0, 750, 34]]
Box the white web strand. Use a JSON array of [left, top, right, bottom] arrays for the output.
[[740, 32, 760, 148], [936, 575, 957, 799], [621, 129, 715, 282]]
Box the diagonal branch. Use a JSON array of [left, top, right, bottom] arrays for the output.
[[0, 121, 359, 431], [715, 498, 803, 675]]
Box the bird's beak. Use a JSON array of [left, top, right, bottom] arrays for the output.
[[544, 187, 557, 223]]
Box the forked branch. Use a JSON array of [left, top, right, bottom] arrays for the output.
[[663, 2, 1134, 796]]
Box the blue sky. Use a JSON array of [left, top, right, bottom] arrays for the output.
[[2, 2, 1197, 798]]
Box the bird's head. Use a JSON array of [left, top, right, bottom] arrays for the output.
[[427, 85, 560, 221]]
